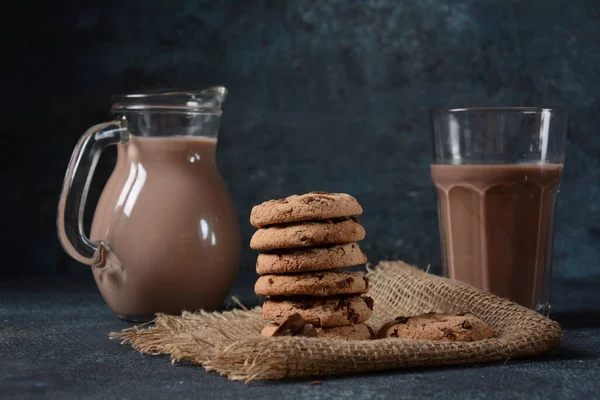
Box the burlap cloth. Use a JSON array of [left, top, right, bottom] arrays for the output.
[[110, 261, 561, 382]]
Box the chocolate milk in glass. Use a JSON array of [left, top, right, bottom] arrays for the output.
[[430, 107, 567, 314], [431, 164, 563, 308]]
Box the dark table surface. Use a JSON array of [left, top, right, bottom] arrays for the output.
[[1, 273, 599, 400]]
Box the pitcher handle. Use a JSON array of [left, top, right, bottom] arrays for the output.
[[57, 121, 129, 265]]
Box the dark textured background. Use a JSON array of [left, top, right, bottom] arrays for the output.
[[3, 1, 599, 302]]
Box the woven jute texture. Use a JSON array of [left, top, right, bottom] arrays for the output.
[[111, 261, 561, 382]]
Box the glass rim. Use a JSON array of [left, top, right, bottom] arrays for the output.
[[110, 86, 227, 113], [431, 106, 567, 114]]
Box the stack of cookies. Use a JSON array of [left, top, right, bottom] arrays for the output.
[[250, 191, 374, 341]]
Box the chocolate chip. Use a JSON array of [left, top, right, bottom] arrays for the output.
[[336, 279, 350, 289], [293, 301, 312, 310], [346, 277, 355, 284], [377, 320, 407, 339], [270, 314, 318, 337], [442, 328, 456, 339], [315, 273, 325, 280], [362, 276, 369, 289], [462, 321, 472, 329], [334, 299, 347, 311], [268, 278, 274, 284], [348, 310, 360, 323], [302, 196, 321, 204], [364, 296, 374, 310]]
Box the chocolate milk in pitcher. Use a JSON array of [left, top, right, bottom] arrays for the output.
[[58, 87, 241, 320]]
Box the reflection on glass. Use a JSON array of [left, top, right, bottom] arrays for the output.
[[200, 219, 209, 240], [123, 163, 147, 217]]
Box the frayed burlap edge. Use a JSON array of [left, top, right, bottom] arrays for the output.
[[110, 261, 561, 382]]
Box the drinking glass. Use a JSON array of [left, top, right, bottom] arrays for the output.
[[430, 107, 567, 315]]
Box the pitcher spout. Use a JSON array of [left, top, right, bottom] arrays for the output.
[[198, 86, 228, 110]]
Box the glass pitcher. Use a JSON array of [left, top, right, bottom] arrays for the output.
[[57, 87, 241, 321]]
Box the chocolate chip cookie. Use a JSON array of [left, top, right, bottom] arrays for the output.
[[262, 322, 374, 340], [377, 313, 495, 342], [262, 295, 374, 327], [250, 218, 365, 250], [255, 271, 369, 297], [250, 191, 363, 228], [256, 243, 367, 275]]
